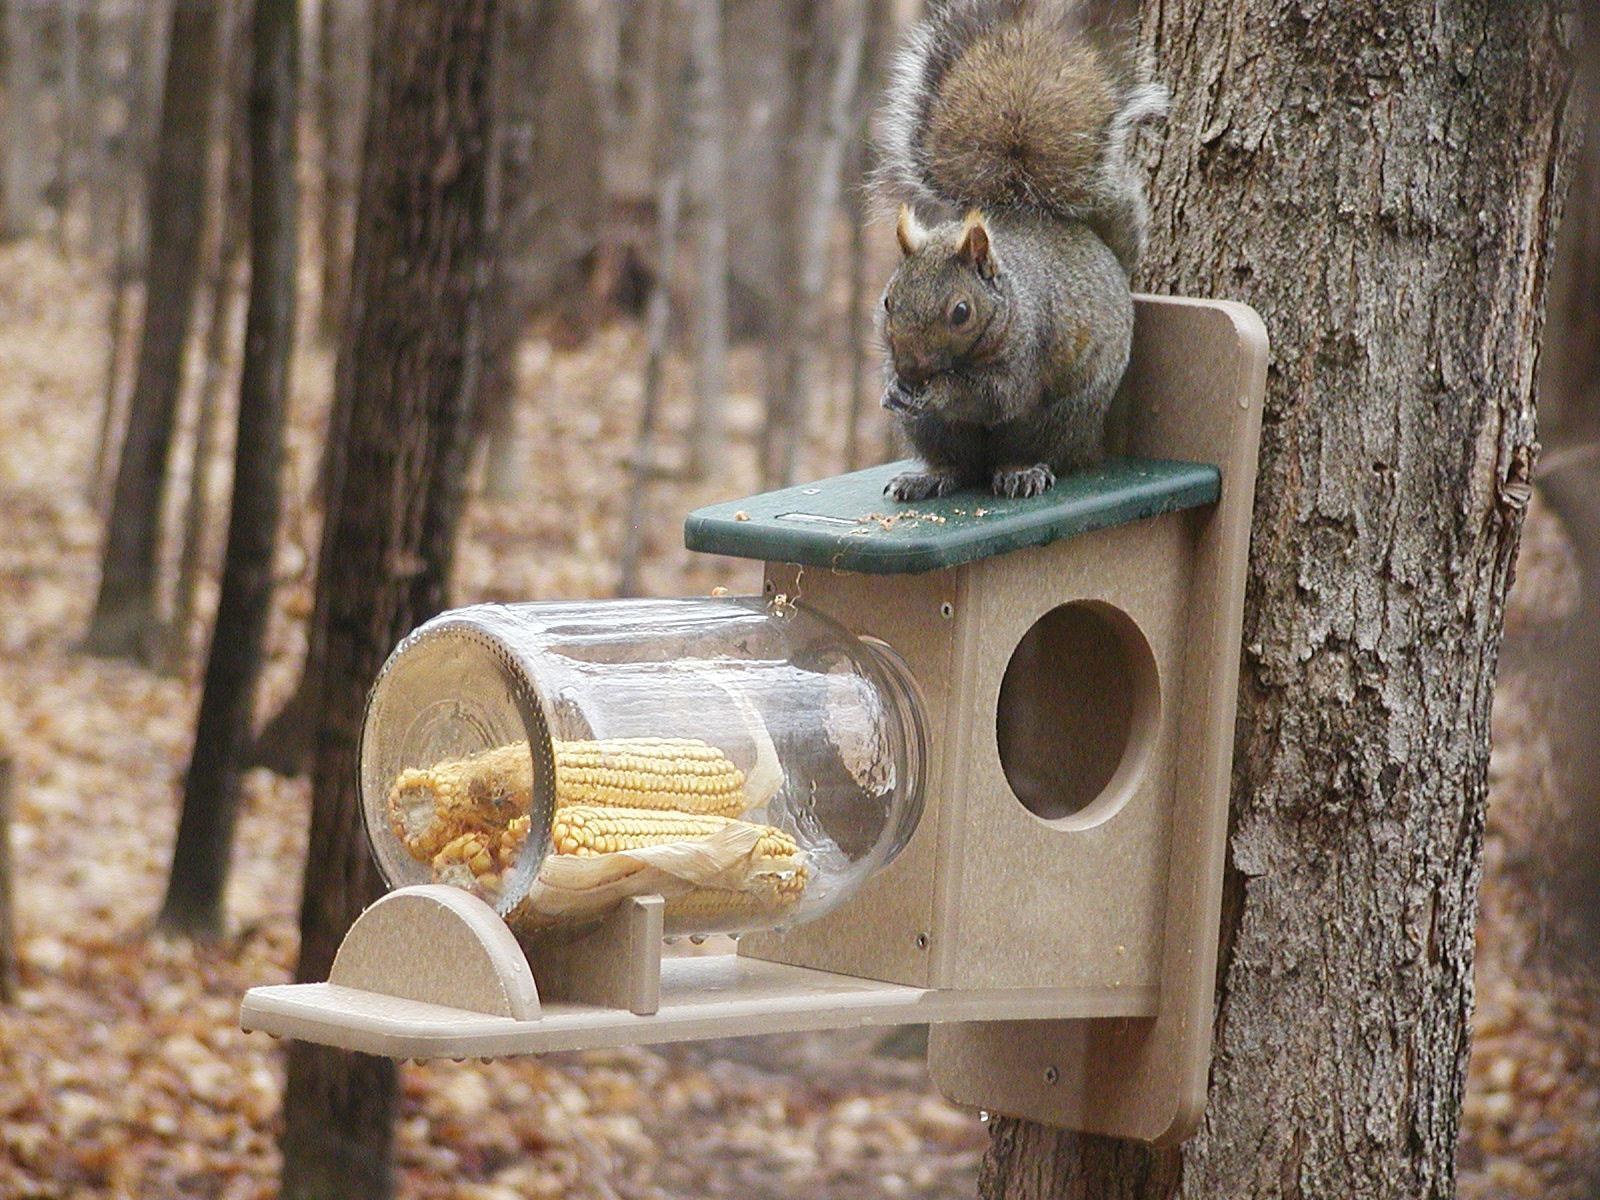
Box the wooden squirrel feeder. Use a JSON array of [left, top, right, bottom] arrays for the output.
[[241, 295, 1266, 1146]]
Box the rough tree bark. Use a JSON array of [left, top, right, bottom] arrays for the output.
[[156, 0, 298, 940], [981, 5, 1576, 1199], [86, 0, 222, 661], [278, 0, 500, 1194]]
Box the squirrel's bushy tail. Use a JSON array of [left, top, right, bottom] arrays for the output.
[[875, 0, 1166, 270]]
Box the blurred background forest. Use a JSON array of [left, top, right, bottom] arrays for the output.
[[0, 0, 1596, 1197]]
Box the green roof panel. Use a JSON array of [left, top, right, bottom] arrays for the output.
[[684, 457, 1221, 575]]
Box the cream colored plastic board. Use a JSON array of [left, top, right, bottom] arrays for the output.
[[242, 953, 1157, 1061], [928, 295, 1268, 1145], [328, 884, 540, 1021], [934, 514, 1192, 994], [525, 894, 664, 1015]]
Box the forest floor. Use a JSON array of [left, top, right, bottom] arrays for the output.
[[0, 236, 1596, 1199]]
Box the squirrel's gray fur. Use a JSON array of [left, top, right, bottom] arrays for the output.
[[873, 0, 1165, 501]]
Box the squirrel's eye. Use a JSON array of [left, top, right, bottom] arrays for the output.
[[950, 300, 971, 326], [883, 295, 892, 312]]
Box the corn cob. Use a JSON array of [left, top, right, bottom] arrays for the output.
[[388, 736, 758, 861], [429, 815, 533, 896], [553, 738, 749, 818], [549, 805, 798, 861], [389, 742, 532, 859]]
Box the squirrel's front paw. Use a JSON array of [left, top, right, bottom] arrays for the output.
[[992, 464, 1056, 499], [886, 469, 959, 502], [881, 380, 922, 415]]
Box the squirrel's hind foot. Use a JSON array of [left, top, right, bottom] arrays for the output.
[[886, 468, 961, 503], [992, 464, 1056, 499]]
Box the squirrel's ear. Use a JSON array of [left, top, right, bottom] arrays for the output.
[[957, 210, 996, 279], [896, 204, 928, 256]]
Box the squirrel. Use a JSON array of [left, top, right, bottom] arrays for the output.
[[873, 0, 1166, 501]]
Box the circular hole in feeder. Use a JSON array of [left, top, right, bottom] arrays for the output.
[[995, 601, 1159, 828]]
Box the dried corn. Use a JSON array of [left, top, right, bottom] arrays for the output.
[[388, 736, 760, 861], [388, 720, 804, 933], [389, 741, 532, 859], [554, 738, 749, 818], [550, 805, 798, 861]]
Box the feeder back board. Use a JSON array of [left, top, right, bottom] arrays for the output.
[[696, 295, 1266, 1144]]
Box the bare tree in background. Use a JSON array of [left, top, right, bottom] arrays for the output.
[[843, 0, 899, 470], [86, 0, 223, 661], [261, 0, 595, 777], [316, 0, 368, 336], [980, 4, 1576, 1198], [158, 0, 298, 938], [166, 0, 251, 676], [90, 0, 172, 508], [1533, 46, 1600, 943], [473, 0, 548, 501], [766, 0, 869, 486], [1, 0, 44, 238], [682, 0, 729, 480], [0, 755, 14, 1006], [53, 0, 83, 250], [618, 169, 684, 597], [278, 0, 501, 1191]]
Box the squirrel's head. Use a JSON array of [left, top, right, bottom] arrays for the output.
[[880, 207, 1007, 405]]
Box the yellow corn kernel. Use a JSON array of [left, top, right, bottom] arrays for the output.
[[431, 830, 503, 892], [548, 805, 802, 861], [664, 883, 804, 925], [553, 738, 749, 818], [550, 805, 734, 857]]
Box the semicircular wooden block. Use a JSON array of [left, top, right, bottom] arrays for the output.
[[329, 885, 540, 1021]]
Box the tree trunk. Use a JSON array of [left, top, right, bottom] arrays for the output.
[[769, 0, 868, 487], [89, 0, 171, 509], [618, 169, 684, 597], [316, 0, 369, 338], [472, 0, 549, 502], [844, 0, 896, 472], [980, 5, 1576, 1199], [156, 0, 298, 940], [1, 0, 44, 239], [85, 0, 222, 661], [682, 0, 728, 481], [277, 0, 499, 1193], [54, 0, 83, 251], [164, 0, 250, 678], [1530, 54, 1600, 941]]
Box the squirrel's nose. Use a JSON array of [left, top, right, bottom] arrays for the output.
[[894, 355, 935, 388]]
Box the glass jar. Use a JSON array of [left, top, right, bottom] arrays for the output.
[[359, 596, 927, 938]]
